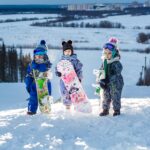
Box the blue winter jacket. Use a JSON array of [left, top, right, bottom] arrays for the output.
[[25, 60, 52, 95]]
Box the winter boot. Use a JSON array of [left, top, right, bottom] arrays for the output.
[[113, 110, 120, 116], [99, 109, 109, 116], [66, 105, 71, 110], [27, 111, 36, 115]]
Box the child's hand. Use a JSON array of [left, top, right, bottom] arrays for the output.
[[99, 78, 109, 89], [56, 71, 62, 77], [43, 72, 48, 77]]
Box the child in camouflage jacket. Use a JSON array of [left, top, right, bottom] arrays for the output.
[[99, 38, 124, 116]]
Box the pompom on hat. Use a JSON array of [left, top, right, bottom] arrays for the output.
[[102, 37, 120, 59], [34, 40, 48, 55], [62, 40, 74, 54], [108, 37, 118, 47], [103, 37, 119, 52]]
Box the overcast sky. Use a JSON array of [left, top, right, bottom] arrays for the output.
[[0, 0, 146, 5]]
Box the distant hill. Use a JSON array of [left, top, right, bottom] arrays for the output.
[[0, 5, 66, 14], [0, 5, 62, 9], [0, 0, 146, 5]]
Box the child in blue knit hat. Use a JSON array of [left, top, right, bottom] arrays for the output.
[[24, 40, 52, 115], [99, 37, 124, 116]]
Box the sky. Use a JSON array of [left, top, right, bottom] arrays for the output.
[[0, 0, 146, 5]]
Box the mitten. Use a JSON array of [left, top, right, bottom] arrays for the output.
[[56, 71, 62, 77], [99, 78, 109, 89]]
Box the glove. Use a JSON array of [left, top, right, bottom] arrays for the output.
[[99, 78, 109, 89], [56, 71, 62, 77]]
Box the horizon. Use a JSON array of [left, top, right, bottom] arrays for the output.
[[0, 0, 146, 5]]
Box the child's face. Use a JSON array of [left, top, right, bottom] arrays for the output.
[[103, 49, 112, 60], [64, 49, 72, 56], [34, 55, 44, 63], [35, 55, 44, 60]]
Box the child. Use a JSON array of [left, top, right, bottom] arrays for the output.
[[99, 37, 124, 116], [55, 40, 83, 109], [24, 40, 52, 115]]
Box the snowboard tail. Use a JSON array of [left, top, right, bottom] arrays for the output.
[[57, 60, 92, 113]]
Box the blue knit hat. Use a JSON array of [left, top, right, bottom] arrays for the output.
[[34, 40, 48, 55]]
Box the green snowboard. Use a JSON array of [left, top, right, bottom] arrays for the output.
[[33, 69, 52, 114], [93, 59, 108, 96]]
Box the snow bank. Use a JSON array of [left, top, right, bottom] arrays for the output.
[[0, 99, 150, 150]]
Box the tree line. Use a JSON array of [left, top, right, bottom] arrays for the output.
[[31, 20, 124, 29], [137, 56, 150, 86], [0, 41, 31, 82]]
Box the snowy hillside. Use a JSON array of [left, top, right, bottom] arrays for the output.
[[0, 14, 150, 49], [70, 15, 150, 29], [0, 13, 150, 150], [0, 84, 150, 150], [0, 14, 58, 20], [0, 82, 150, 150]]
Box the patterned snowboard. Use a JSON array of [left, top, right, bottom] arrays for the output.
[[57, 60, 92, 113], [33, 69, 52, 114]]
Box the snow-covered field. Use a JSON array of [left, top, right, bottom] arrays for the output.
[[0, 14, 150, 49], [0, 50, 149, 149], [70, 15, 150, 29], [0, 83, 150, 150], [0, 14, 150, 150], [0, 14, 59, 20]]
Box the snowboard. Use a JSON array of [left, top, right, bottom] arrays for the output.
[[57, 60, 92, 113], [33, 69, 52, 114], [93, 59, 107, 96]]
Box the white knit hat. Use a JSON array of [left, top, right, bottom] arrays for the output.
[[108, 37, 119, 48]]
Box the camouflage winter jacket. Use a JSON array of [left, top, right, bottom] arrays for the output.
[[101, 57, 124, 88]]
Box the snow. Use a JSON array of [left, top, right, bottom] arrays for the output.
[[0, 84, 150, 150], [0, 14, 150, 49], [0, 51, 150, 149], [0, 14, 59, 20], [70, 15, 150, 29], [0, 13, 150, 150]]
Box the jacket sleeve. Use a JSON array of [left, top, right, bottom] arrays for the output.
[[24, 64, 34, 93], [47, 61, 52, 70], [74, 59, 83, 80]]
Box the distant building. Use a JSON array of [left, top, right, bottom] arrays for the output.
[[128, 1, 143, 8], [67, 2, 147, 11], [67, 4, 93, 11], [67, 3, 123, 11], [109, 4, 122, 11], [144, 0, 150, 7], [93, 4, 109, 11]]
